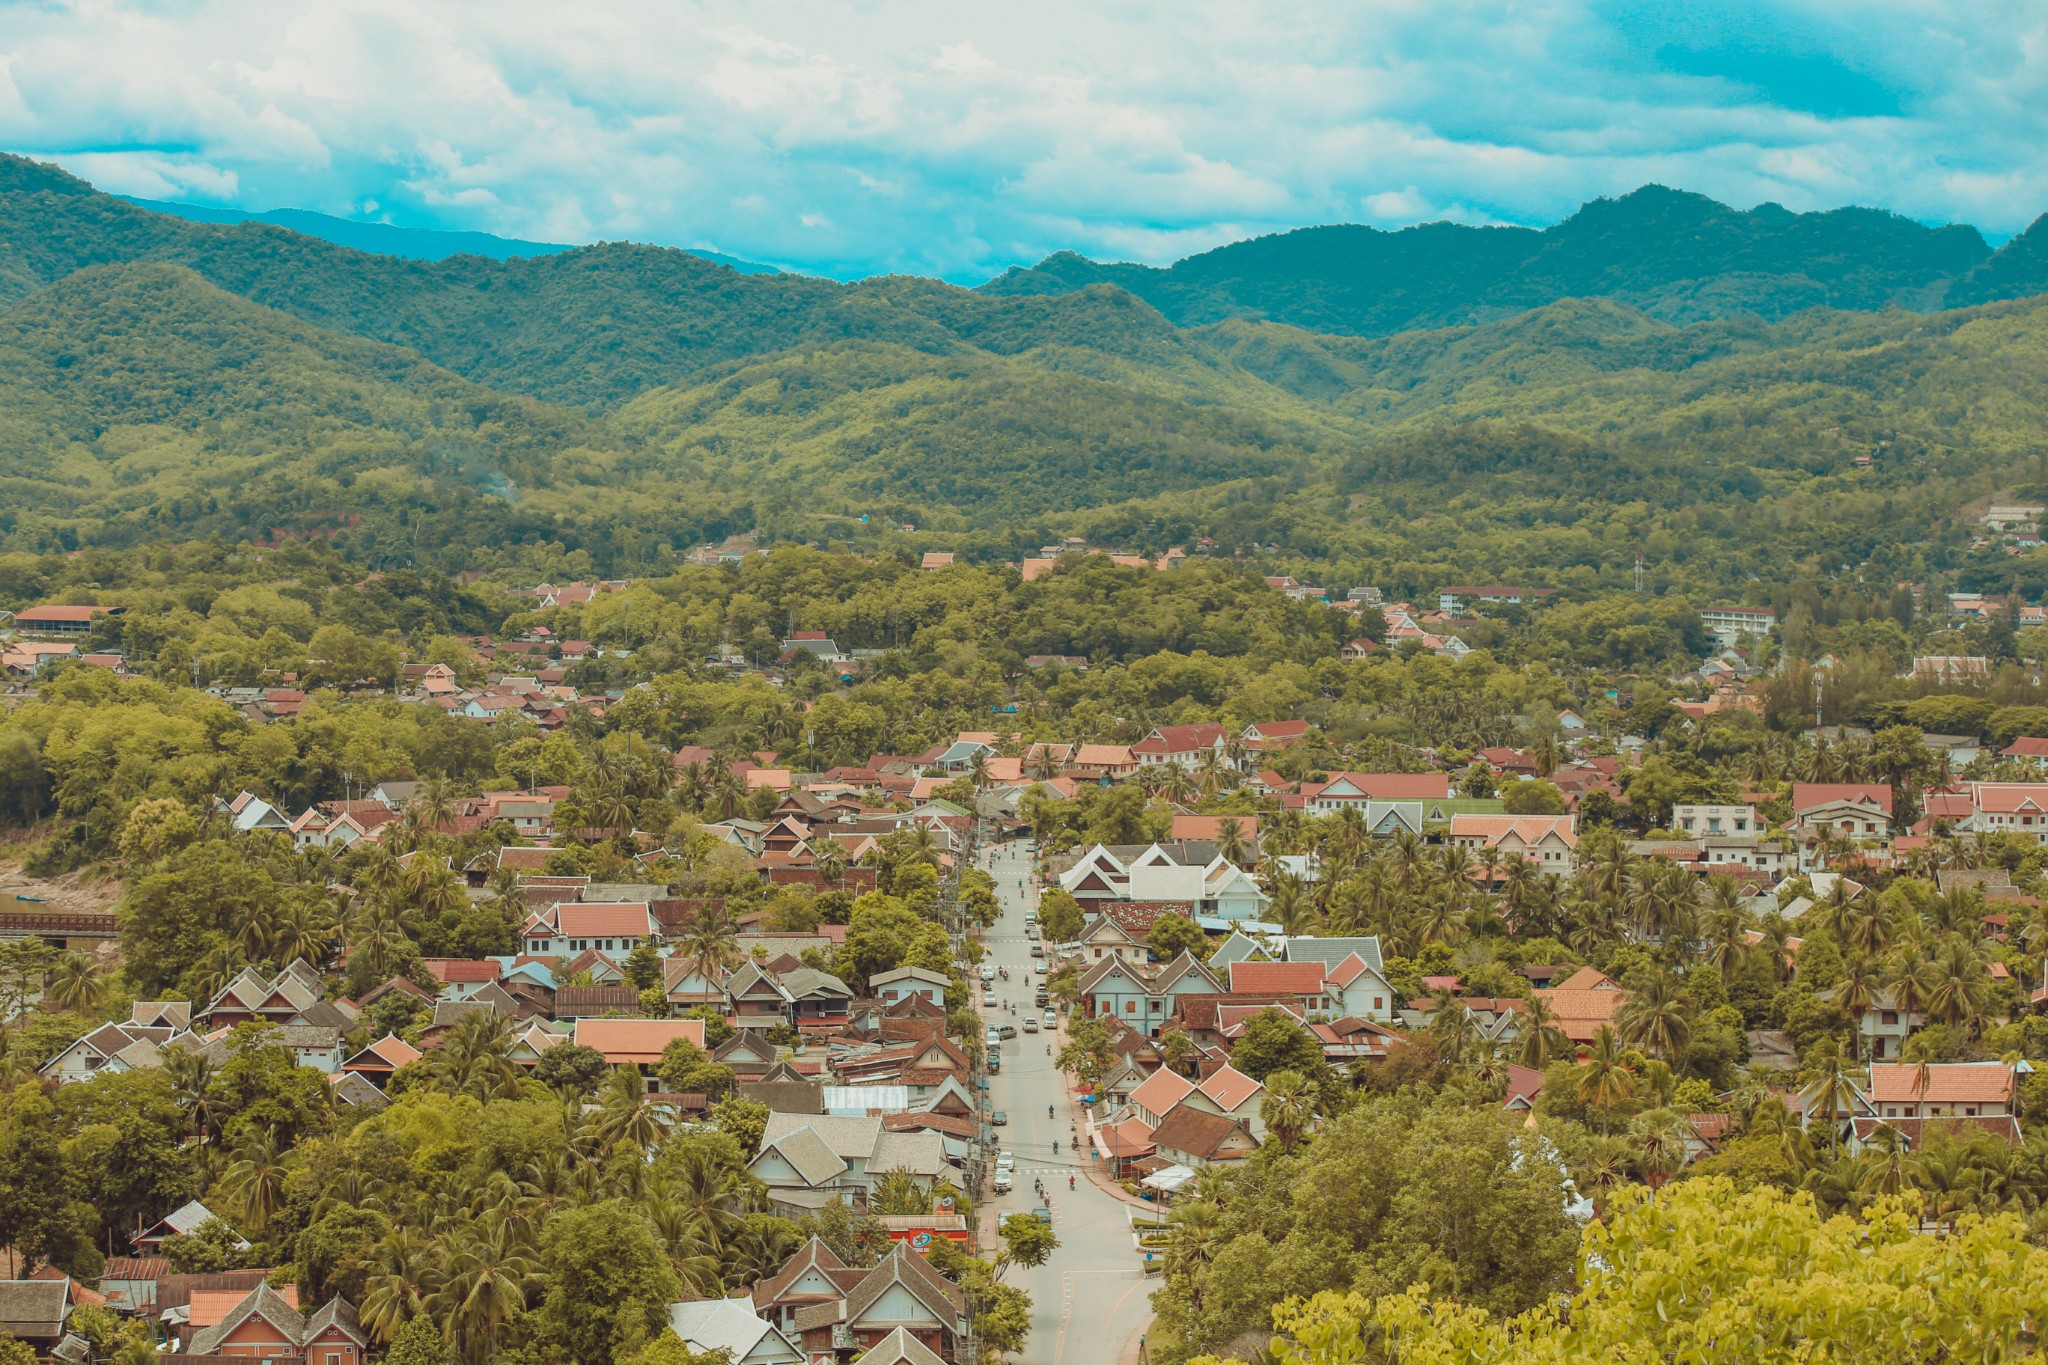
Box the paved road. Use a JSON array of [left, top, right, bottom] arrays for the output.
[[979, 840, 1154, 1364]]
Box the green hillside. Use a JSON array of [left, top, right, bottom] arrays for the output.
[[980, 186, 2003, 334], [4, 153, 2048, 600]]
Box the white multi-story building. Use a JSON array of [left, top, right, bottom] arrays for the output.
[[1699, 605, 1776, 646]]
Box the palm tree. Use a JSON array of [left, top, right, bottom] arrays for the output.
[[361, 1228, 437, 1344], [684, 902, 739, 991], [808, 836, 848, 886], [1215, 818, 1249, 870], [1921, 935, 1992, 1035], [593, 1063, 672, 1152], [1159, 763, 1197, 804], [1805, 1048, 1860, 1161], [1163, 1200, 1223, 1316], [427, 1011, 524, 1101], [1831, 954, 1883, 1061], [1575, 1025, 1634, 1132], [1515, 992, 1573, 1070], [431, 1219, 541, 1365], [1615, 971, 1693, 1060], [42, 950, 106, 1014], [1259, 1069, 1315, 1150], [214, 1127, 289, 1236]]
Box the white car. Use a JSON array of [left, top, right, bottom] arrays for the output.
[[983, 991, 997, 1007], [979, 965, 996, 983], [992, 1170, 1013, 1194], [1044, 1009, 1058, 1027], [996, 1150, 1015, 1171]]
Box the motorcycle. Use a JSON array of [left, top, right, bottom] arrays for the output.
[[1069, 1175, 1075, 1190]]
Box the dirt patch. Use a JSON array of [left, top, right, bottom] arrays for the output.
[[0, 859, 124, 916]]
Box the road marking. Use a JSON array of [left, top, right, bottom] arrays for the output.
[[1052, 1269, 1075, 1365]]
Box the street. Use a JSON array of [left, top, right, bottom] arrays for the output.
[[978, 840, 1155, 1365]]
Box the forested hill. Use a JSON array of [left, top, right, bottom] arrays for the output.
[[8, 150, 2048, 603], [982, 186, 2048, 335]]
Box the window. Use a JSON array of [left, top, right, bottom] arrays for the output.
[[1125, 1001, 1136, 1014], [1372, 997, 1383, 1012], [1880, 1011, 1897, 1025]]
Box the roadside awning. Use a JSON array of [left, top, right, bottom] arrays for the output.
[[1141, 1163, 1197, 1192]]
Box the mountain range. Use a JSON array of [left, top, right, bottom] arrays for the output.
[[3, 151, 2048, 598]]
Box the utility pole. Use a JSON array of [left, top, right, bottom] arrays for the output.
[[1813, 670, 1825, 731], [1634, 550, 1645, 595]]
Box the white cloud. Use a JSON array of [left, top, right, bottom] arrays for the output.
[[2, 0, 2045, 278]]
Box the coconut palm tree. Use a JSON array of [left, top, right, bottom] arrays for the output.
[[214, 1127, 290, 1236], [684, 903, 739, 992], [42, 950, 106, 1015], [1575, 1026, 1635, 1132], [1805, 1048, 1861, 1161], [1832, 954, 1884, 1061], [361, 1228, 437, 1344], [1616, 971, 1693, 1060], [1515, 992, 1573, 1070], [593, 1063, 672, 1152], [431, 1218, 541, 1364], [428, 1011, 524, 1101], [1259, 1069, 1315, 1150], [1921, 935, 1992, 1035]]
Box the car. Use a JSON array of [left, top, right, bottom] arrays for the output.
[[1035, 991, 1050, 1007], [997, 1024, 1017, 1039], [1030, 943, 1044, 957], [983, 991, 996, 1007], [1044, 1009, 1058, 1026], [1032, 961, 1047, 976], [985, 1030, 1002, 1048], [996, 1151, 1016, 1171], [1023, 1019, 1038, 1033], [979, 965, 995, 982], [992, 1170, 1013, 1194], [987, 1054, 1000, 1073], [991, 1110, 1008, 1126], [1031, 1206, 1052, 1225]]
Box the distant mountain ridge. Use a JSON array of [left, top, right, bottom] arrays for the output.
[[118, 195, 780, 273], [981, 186, 2045, 337]]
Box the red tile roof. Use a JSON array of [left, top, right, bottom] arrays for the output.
[[1227, 961, 1327, 995], [1791, 782, 1894, 814]]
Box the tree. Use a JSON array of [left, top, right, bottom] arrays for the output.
[[0, 1083, 91, 1275], [530, 1202, 682, 1365], [1037, 888, 1086, 942], [0, 1335, 36, 1365], [1260, 1069, 1315, 1150], [618, 1330, 732, 1365], [1056, 1017, 1116, 1086], [1227, 1009, 1324, 1082], [1251, 1180, 2048, 1365], [995, 1214, 1058, 1279], [1501, 778, 1565, 815], [708, 1096, 769, 1154], [1146, 912, 1211, 963], [1615, 971, 1693, 1060], [379, 1316, 453, 1365], [531, 1042, 609, 1096]]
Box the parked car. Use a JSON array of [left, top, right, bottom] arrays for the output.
[[1030, 943, 1044, 957], [996, 1151, 1015, 1171], [1023, 1019, 1038, 1033], [983, 991, 997, 1007], [992, 1110, 1008, 1126], [1035, 991, 1050, 1007], [980, 965, 996, 982], [1043, 1009, 1058, 1027], [992, 1170, 1013, 1193]]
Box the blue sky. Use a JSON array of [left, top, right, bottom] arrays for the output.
[[2, 0, 2042, 280]]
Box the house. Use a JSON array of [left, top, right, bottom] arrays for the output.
[[919, 552, 955, 572], [1856, 988, 1923, 1061], [574, 1017, 708, 1074], [0, 1279, 71, 1357], [37, 1020, 173, 1082], [1299, 772, 1450, 812], [12, 603, 122, 634], [1070, 744, 1138, 781], [788, 1244, 966, 1361], [667, 1298, 804, 1365], [1131, 723, 1230, 770], [1448, 814, 1579, 872], [1241, 720, 1311, 750], [749, 1113, 952, 1213], [521, 901, 660, 957], [1699, 605, 1777, 645], [753, 1238, 865, 1333], [1078, 953, 1223, 1036], [872, 966, 950, 1008], [1966, 784, 2048, 842], [1147, 1107, 1258, 1167], [1437, 586, 1552, 614], [855, 1326, 951, 1365], [1227, 960, 1341, 1014], [1850, 1062, 2021, 1148], [780, 631, 849, 665], [1671, 804, 1756, 838], [186, 1283, 366, 1364], [1532, 966, 1629, 1046]]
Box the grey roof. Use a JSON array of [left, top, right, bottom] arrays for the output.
[[762, 1111, 884, 1159], [304, 1295, 365, 1345], [274, 1025, 341, 1049], [155, 1199, 228, 1238], [1278, 935, 1386, 973], [872, 966, 949, 987], [110, 1038, 166, 1070], [190, 1283, 305, 1355], [859, 1327, 949, 1365], [739, 1079, 826, 1115], [667, 1298, 798, 1362], [760, 1125, 849, 1187], [868, 1130, 949, 1177], [0, 1279, 70, 1339], [777, 967, 851, 1000]]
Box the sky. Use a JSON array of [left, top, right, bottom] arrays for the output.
[[2, 0, 2044, 281]]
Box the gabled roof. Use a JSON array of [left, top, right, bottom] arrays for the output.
[[1791, 782, 1894, 815], [1128, 1067, 1197, 1116], [753, 1235, 848, 1309], [1198, 1064, 1262, 1111], [761, 1124, 851, 1187], [1228, 960, 1326, 995], [189, 1283, 306, 1355], [844, 1244, 965, 1328], [1147, 1107, 1253, 1159], [0, 1279, 69, 1340], [858, 1326, 950, 1365], [668, 1296, 796, 1360], [1867, 1061, 2015, 1106], [574, 1017, 707, 1064]]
